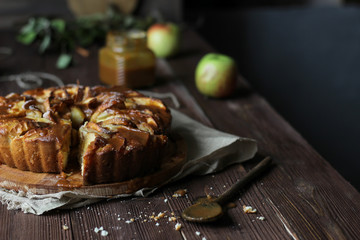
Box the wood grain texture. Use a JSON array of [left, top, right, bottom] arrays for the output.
[[165, 30, 360, 239], [0, 28, 359, 240]]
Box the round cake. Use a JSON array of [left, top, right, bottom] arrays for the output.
[[0, 85, 172, 185]]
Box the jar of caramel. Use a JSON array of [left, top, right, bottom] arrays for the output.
[[99, 30, 156, 88]]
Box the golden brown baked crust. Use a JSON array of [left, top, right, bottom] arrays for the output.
[[0, 85, 172, 185], [0, 92, 71, 173]]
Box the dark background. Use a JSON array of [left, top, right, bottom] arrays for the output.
[[1, 0, 359, 189], [184, 1, 360, 190]]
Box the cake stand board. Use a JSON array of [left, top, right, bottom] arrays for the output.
[[0, 134, 186, 198]]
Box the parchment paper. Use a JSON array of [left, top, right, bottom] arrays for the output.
[[0, 109, 257, 215]]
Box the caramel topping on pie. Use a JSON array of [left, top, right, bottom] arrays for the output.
[[0, 85, 171, 185]]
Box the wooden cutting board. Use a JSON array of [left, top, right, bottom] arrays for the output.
[[0, 134, 186, 197]]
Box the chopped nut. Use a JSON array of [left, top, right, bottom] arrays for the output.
[[168, 217, 177, 222], [175, 223, 182, 231], [62, 224, 69, 230], [243, 205, 257, 214]]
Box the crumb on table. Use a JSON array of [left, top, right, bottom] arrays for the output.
[[175, 223, 182, 231], [172, 189, 187, 198], [243, 205, 257, 214]]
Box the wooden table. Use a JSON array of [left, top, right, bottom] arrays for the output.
[[1, 28, 360, 240]]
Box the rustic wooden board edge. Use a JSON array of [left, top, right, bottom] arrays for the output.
[[0, 133, 187, 197]]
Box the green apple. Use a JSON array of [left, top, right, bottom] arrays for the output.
[[195, 53, 237, 98], [147, 23, 180, 58]]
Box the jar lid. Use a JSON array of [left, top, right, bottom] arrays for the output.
[[106, 30, 147, 50], [127, 29, 146, 39]]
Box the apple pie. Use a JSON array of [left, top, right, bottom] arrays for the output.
[[0, 85, 171, 185]]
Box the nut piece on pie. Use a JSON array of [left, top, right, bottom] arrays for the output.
[[0, 85, 172, 185]]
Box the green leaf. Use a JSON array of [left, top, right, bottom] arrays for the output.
[[16, 11, 155, 69], [39, 34, 51, 53], [51, 19, 66, 33], [35, 17, 50, 32], [17, 31, 37, 45], [20, 18, 36, 34], [56, 53, 72, 69]]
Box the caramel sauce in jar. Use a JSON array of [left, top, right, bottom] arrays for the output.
[[99, 30, 156, 88]]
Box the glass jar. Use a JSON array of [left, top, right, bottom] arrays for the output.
[[99, 30, 156, 88]]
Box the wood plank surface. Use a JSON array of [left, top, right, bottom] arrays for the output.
[[0, 28, 360, 240], [166, 30, 360, 239]]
